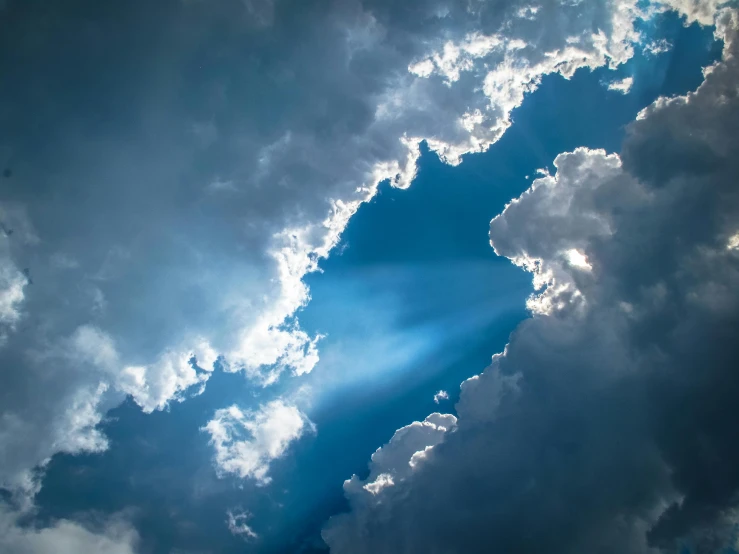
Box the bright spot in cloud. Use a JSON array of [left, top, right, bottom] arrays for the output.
[[363, 473, 395, 495], [566, 248, 593, 271], [727, 232, 739, 250]]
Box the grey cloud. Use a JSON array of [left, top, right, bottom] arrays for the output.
[[0, 505, 139, 554], [0, 0, 660, 501], [324, 6, 739, 554], [657, 0, 726, 25]]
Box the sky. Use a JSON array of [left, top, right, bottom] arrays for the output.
[[0, 1, 738, 554]]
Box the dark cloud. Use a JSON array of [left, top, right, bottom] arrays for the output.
[[324, 6, 739, 554], [0, 0, 719, 550], [0, 0, 656, 500]]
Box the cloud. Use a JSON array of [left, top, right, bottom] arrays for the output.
[[0, 252, 25, 343], [657, 0, 726, 25], [433, 390, 449, 404], [226, 509, 258, 540], [46, 324, 215, 415], [0, 322, 217, 504], [203, 399, 314, 485], [0, 504, 139, 554], [0, 0, 693, 514], [608, 76, 635, 93], [324, 5, 739, 554], [325, 412, 457, 551], [0, 204, 31, 345], [643, 39, 673, 56]]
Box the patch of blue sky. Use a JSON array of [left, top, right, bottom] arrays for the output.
[[32, 13, 720, 554]]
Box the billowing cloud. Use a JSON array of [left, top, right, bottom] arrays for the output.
[[0, 0, 706, 523], [0, 322, 217, 506], [325, 412, 457, 551], [203, 399, 314, 485], [324, 5, 739, 553]]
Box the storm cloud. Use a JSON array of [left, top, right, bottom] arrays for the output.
[[0, 0, 669, 499], [324, 5, 739, 554], [0, 0, 731, 550]]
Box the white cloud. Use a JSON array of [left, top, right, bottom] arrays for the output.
[[342, 413, 456, 498], [433, 390, 449, 403], [607, 76, 634, 93], [415, 1, 645, 166], [59, 325, 217, 414], [643, 38, 672, 55], [0, 323, 218, 503], [203, 400, 314, 485], [408, 59, 435, 78], [0, 0, 706, 511], [516, 5, 541, 20], [325, 413, 456, 548], [363, 473, 395, 495]]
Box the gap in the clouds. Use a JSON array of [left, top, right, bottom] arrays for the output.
[[278, 16, 722, 552], [33, 14, 720, 554], [33, 371, 271, 553]]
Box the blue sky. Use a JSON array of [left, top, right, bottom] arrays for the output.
[[1, 2, 738, 554]]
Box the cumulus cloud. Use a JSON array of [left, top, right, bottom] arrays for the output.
[[0, 0, 697, 518], [0, 322, 217, 504], [324, 413, 457, 551], [608, 75, 635, 93], [324, 5, 739, 553], [203, 399, 314, 485]]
